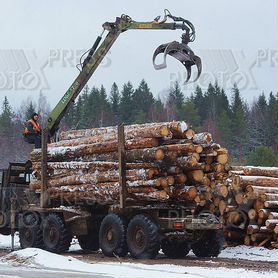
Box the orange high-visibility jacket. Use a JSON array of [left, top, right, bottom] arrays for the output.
[[24, 119, 41, 135]]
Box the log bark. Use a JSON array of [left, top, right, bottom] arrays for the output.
[[172, 185, 198, 201], [258, 209, 272, 219], [233, 176, 278, 190], [269, 212, 278, 220], [31, 137, 159, 161], [193, 132, 213, 146], [266, 219, 278, 229], [241, 166, 278, 178], [60, 122, 172, 141], [264, 201, 278, 209]]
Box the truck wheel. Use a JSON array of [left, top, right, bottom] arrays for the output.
[[127, 214, 160, 259], [43, 213, 72, 253], [191, 230, 224, 257], [99, 214, 127, 257], [19, 213, 43, 249], [161, 239, 190, 258], [78, 233, 99, 251]]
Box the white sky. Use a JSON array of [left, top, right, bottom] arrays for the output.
[[0, 0, 277, 109]]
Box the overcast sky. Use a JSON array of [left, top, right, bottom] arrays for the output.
[[0, 0, 277, 109]]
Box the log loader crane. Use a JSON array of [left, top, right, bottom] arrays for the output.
[[0, 10, 224, 259]]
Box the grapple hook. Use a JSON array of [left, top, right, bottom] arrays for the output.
[[152, 35, 202, 83]]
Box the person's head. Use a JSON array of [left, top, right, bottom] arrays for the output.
[[32, 113, 39, 121]]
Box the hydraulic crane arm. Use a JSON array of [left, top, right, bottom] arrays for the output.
[[46, 10, 202, 138]]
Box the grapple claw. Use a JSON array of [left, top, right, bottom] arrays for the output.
[[153, 40, 202, 82]]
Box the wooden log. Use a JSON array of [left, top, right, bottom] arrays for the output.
[[219, 185, 229, 198], [167, 166, 182, 175], [176, 156, 198, 169], [174, 174, 188, 184], [172, 185, 198, 201], [240, 166, 278, 178], [235, 192, 244, 205], [268, 212, 278, 220], [266, 219, 278, 229], [247, 224, 260, 234], [248, 209, 258, 220], [274, 225, 278, 234], [30, 175, 164, 191], [233, 176, 278, 190], [49, 189, 169, 202], [211, 163, 226, 173], [258, 209, 272, 219], [31, 137, 160, 161], [219, 200, 227, 215], [250, 233, 271, 242], [59, 122, 172, 141], [255, 199, 265, 210], [261, 193, 278, 202], [265, 201, 278, 209], [193, 132, 213, 146], [194, 145, 203, 154], [247, 186, 278, 196], [244, 235, 251, 246], [186, 170, 204, 183], [216, 148, 229, 164]]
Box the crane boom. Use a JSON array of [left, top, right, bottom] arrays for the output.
[[46, 10, 202, 138]]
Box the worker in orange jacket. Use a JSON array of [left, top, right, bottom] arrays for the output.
[[24, 113, 42, 148]]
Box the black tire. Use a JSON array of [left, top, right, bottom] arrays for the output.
[[43, 213, 72, 253], [19, 213, 43, 249], [99, 214, 127, 257], [78, 226, 99, 252], [191, 230, 224, 257], [161, 239, 190, 258], [127, 214, 160, 259]]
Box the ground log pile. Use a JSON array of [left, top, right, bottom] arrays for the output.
[[225, 166, 278, 249]]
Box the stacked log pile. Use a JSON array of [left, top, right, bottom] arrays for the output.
[[29, 121, 229, 207], [225, 166, 278, 248]]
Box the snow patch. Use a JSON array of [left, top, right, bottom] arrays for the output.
[[1, 248, 276, 278], [219, 245, 278, 262]]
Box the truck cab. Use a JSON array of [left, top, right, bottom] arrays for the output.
[[0, 162, 33, 235]]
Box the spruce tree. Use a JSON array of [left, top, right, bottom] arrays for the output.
[[120, 82, 134, 124], [0, 96, 13, 135], [132, 79, 154, 122], [110, 82, 120, 124], [166, 81, 184, 120], [230, 84, 248, 159]]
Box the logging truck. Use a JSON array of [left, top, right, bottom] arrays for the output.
[[0, 11, 224, 259]]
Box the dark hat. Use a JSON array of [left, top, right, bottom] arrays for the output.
[[31, 113, 39, 119]]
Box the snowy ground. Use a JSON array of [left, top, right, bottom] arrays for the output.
[[0, 248, 276, 278], [0, 234, 277, 278]]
